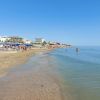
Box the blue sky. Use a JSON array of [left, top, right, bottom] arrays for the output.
[[0, 0, 100, 45]]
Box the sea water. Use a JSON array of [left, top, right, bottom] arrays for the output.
[[49, 46, 100, 100], [0, 46, 100, 100]]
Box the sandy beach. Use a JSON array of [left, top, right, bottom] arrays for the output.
[[0, 48, 49, 75], [0, 48, 64, 100]]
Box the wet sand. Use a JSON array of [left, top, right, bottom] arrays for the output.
[[0, 48, 50, 76], [0, 50, 65, 100]]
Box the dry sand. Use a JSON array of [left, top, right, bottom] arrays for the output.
[[0, 48, 64, 100]]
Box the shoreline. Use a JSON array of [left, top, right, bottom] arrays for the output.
[[0, 48, 52, 76], [0, 48, 66, 100]]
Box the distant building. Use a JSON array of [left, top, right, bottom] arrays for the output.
[[47, 41, 61, 49], [0, 42, 4, 47], [49, 41, 57, 45], [35, 38, 45, 44], [0, 36, 10, 42], [8, 36, 24, 43], [23, 39, 32, 44], [33, 38, 45, 48]]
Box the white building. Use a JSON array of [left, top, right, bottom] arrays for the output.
[[23, 39, 32, 44], [0, 43, 4, 47], [0, 36, 10, 42], [33, 38, 45, 48], [35, 38, 45, 44]]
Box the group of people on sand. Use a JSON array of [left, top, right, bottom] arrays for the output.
[[18, 45, 29, 51], [0, 44, 32, 51]]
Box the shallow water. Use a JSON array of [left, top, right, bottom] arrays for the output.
[[49, 46, 100, 100], [0, 47, 100, 100], [0, 52, 63, 100]]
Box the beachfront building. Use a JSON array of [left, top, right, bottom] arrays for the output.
[[33, 38, 46, 48], [0, 42, 4, 47], [35, 38, 45, 44], [47, 41, 61, 49], [23, 39, 32, 44], [0, 36, 10, 42], [0, 36, 33, 51], [7, 36, 24, 43]]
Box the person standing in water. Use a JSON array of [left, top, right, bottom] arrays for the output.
[[76, 48, 79, 53]]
